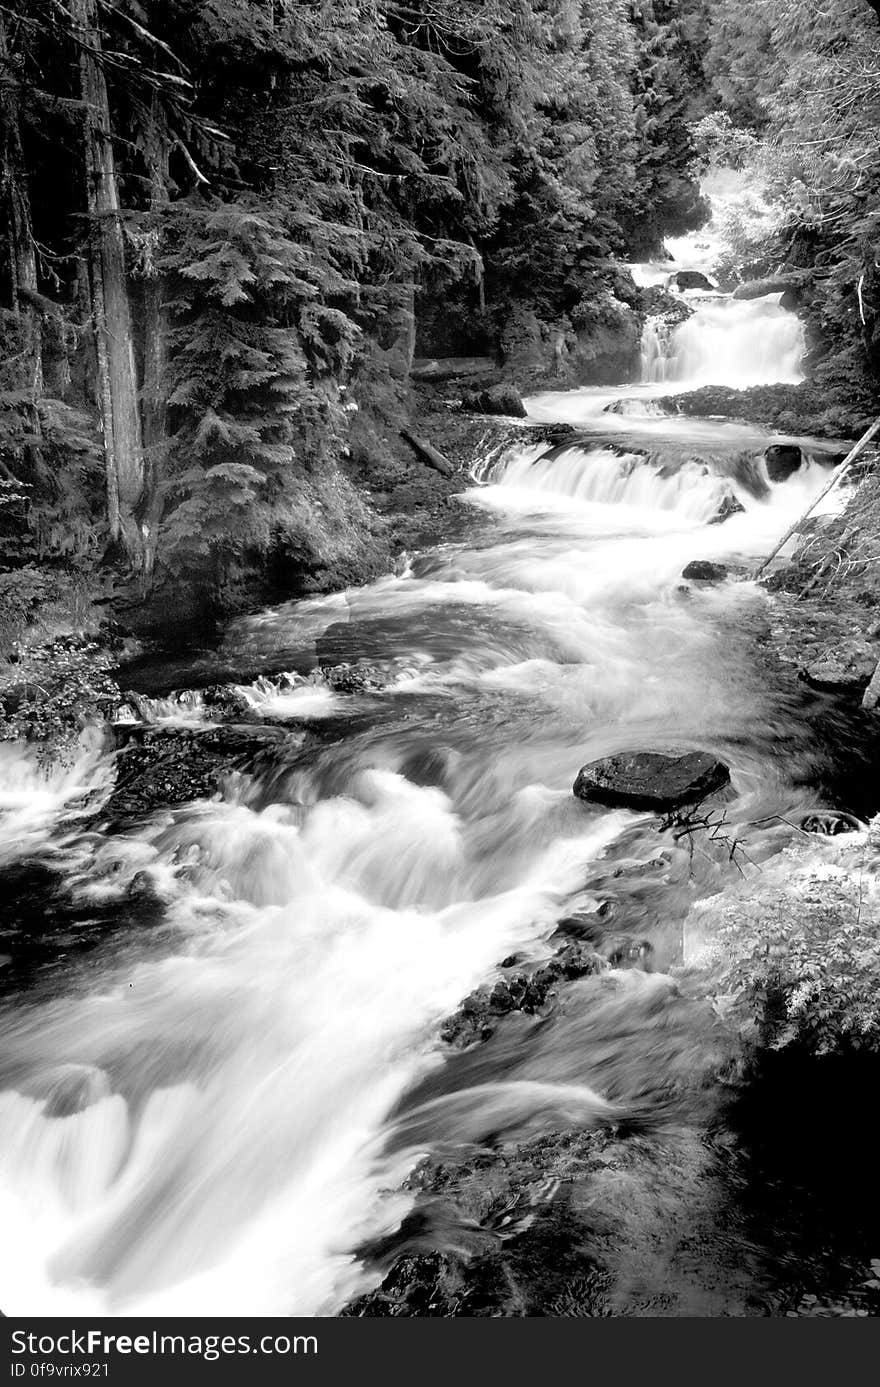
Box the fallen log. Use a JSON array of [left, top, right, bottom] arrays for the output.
[[750, 415, 880, 582], [732, 274, 807, 301], [400, 428, 454, 476], [410, 356, 497, 383]]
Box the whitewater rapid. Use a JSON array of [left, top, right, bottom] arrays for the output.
[[0, 195, 847, 1316]]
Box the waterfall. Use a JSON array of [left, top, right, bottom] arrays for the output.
[[639, 314, 677, 383], [482, 444, 736, 523], [635, 170, 805, 390], [642, 295, 805, 388]]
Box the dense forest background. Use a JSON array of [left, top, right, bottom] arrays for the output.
[[1, 0, 880, 714]]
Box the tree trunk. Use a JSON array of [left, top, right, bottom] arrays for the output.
[[72, 0, 146, 569], [0, 15, 43, 399], [139, 90, 170, 584]]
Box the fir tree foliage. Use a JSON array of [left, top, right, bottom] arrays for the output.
[[0, 0, 712, 591]]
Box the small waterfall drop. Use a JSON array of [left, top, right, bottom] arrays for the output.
[[480, 445, 737, 524], [636, 170, 805, 389], [643, 295, 805, 388]]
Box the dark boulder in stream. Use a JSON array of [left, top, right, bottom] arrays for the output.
[[681, 560, 728, 583], [671, 270, 715, 292], [573, 750, 730, 812], [764, 444, 802, 483]]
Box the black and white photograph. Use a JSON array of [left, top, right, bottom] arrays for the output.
[[1, 0, 879, 1345]]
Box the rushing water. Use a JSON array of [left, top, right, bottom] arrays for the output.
[[0, 217, 863, 1316]]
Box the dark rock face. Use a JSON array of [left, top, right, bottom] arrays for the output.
[[681, 560, 728, 583], [779, 287, 801, 313], [498, 298, 642, 390], [573, 749, 730, 812], [460, 383, 527, 418], [671, 270, 714, 292], [764, 444, 803, 484], [800, 644, 877, 694]]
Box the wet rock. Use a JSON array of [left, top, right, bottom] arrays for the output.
[[799, 811, 864, 835], [201, 684, 258, 720], [320, 662, 385, 694], [441, 943, 604, 1047], [764, 444, 803, 484], [342, 1124, 750, 1318], [799, 644, 877, 694], [681, 560, 728, 583], [708, 494, 746, 524], [573, 749, 730, 812], [105, 724, 294, 821], [670, 270, 715, 292], [459, 383, 527, 418], [640, 286, 693, 325]]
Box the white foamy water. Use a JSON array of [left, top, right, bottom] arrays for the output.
[[0, 195, 843, 1317], [642, 295, 804, 388]]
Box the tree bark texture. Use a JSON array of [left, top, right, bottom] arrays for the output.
[[73, 0, 146, 568]]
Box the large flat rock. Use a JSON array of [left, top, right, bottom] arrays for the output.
[[800, 644, 877, 694], [573, 749, 730, 812]]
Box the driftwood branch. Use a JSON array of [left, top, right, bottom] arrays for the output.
[[400, 429, 454, 476], [750, 416, 880, 581]]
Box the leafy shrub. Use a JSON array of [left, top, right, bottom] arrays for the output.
[[690, 112, 760, 173], [694, 826, 880, 1054], [0, 566, 64, 650], [712, 191, 786, 287], [0, 635, 119, 766]]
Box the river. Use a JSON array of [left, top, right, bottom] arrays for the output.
[[0, 208, 866, 1316]]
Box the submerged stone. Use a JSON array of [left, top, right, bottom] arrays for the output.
[[573, 749, 730, 812]]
